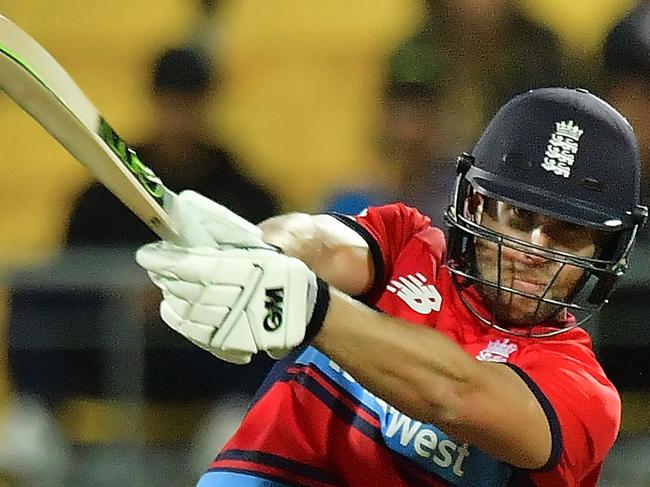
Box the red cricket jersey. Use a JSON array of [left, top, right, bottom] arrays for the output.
[[198, 203, 621, 487]]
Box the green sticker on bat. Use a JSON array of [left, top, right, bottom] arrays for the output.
[[97, 118, 165, 204]]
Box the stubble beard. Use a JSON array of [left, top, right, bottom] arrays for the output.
[[477, 281, 564, 326], [474, 245, 566, 327]]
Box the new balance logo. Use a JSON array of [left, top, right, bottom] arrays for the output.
[[386, 274, 442, 314], [264, 287, 284, 331]]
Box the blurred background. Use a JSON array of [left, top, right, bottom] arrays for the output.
[[0, 0, 649, 485]]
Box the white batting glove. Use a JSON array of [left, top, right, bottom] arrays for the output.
[[135, 242, 330, 364], [167, 189, 274, 363], [170, 190, 270, 249]]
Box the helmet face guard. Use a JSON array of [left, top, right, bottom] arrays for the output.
[[445, 154, 646, 337], [443, 88, 648, 337]]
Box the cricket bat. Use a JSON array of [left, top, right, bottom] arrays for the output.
[[0, 14, 185, 244]]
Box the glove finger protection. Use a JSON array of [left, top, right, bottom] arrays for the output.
[[147, 270, 168, 290], [135, 242, 261, 286], [171, 190, 269, 248], [158, 297, 253, 364]]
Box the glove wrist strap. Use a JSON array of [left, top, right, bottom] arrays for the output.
[[304, 278, 330, 343]]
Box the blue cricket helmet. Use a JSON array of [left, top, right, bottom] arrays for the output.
[[470, 87, 643, 231]]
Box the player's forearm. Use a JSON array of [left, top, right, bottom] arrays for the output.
[[312, 289, 554, 469], [313, 288, 481, 428], [259, 214, 373, 295]]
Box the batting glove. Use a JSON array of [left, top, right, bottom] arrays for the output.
[[165, 189, 273, 363], [170, 190, 271, 249], [135, 242, 330, 364]]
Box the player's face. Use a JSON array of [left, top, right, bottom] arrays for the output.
[[473, 196, 601, 326]]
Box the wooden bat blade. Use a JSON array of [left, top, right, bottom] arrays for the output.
[[0, 14, 184, 244]]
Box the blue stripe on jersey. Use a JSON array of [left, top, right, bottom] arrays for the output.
[[296, 347, 513, 487], [197, 469, 302, 487], [294, 361, 382, 423], [284, 364, 454, 486]]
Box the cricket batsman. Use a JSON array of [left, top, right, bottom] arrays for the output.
[[136, 88, 647, 486]]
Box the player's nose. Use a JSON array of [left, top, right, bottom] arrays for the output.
[[503, 228, 548, 267], [524, 227, 550, 266]]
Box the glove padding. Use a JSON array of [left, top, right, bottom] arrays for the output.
[[135, 242, 329, 364], [166, 189, 272, 363], [170, 190, 270, 249]]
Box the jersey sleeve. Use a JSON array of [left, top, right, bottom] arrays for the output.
[[331, 203, 434, 297], [507, 342, 621, 485]]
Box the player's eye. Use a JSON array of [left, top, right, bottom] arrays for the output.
[[547, 222, 599, 251], [505, 205, 536, 231], [511, 206, 534, 220]]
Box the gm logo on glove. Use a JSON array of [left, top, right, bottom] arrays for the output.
[[264, 287, 284, 331]]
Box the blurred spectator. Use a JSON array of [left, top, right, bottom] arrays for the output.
[[325, 0, 566, 228], [66, 46, 279, 246], [65, 45, 278, 398], [603, 0, 650, 205], [324, 29, 457, 228], [592, 0, 650, 388], [429, 0, 566, 118], [591, 8, 650, 481]]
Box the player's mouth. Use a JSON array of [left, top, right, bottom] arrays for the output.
[[511, 275, 547, 295], [513, 279, 544, 294]]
